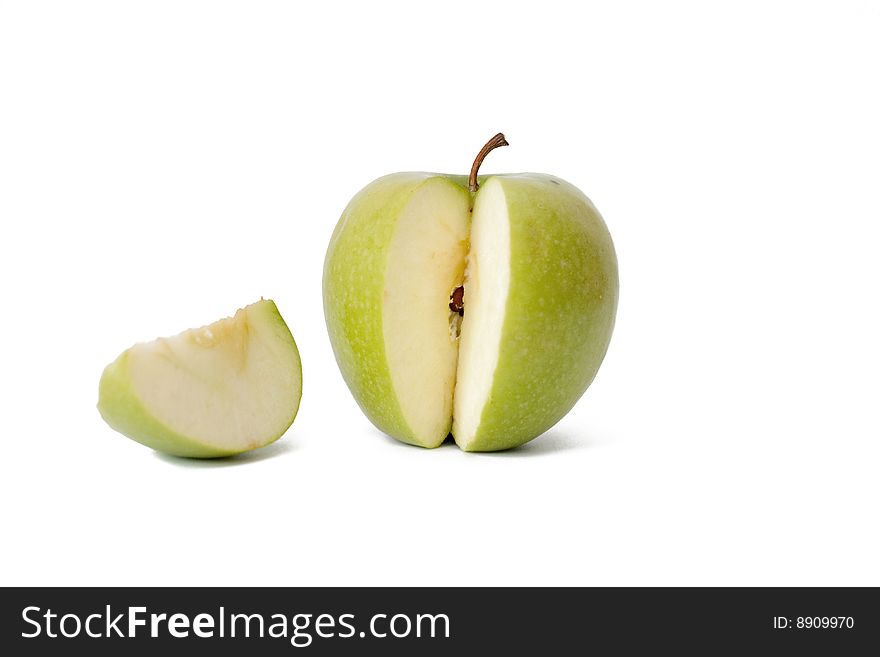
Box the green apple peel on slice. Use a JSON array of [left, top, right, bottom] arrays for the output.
[[324, 135, 618, 451], [98, 299, 302, 457]]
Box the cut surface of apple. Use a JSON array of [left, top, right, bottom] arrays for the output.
[[324, 135, 618, 451], [451, 176, 511, 450], [98, 299, 302, 458], [383, 178, 470, 444]]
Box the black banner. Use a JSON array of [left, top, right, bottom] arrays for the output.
[[1, 587, 876, 654]]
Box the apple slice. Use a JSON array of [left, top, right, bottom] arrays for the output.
[[98, 299, 302, 458]]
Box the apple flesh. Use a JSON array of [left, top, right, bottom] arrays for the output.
[[323, 136, 618, 451], [97, 299, 302, 457]]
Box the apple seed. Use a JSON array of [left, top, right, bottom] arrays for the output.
[[449, 286, 465, 316]]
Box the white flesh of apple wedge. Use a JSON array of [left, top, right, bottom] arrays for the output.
[[383, 181, 470, 446], [452, 178, 510, 449], [99, 300, 302, 456], [129, 306, 294, 447]]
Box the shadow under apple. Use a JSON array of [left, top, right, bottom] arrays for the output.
[[373, 426, 594, 456], [152, 438, 296, 468]]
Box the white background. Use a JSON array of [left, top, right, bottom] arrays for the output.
[[1, 1, 878, 586]]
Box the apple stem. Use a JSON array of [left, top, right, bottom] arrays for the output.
[[468, 133, 509, 193]]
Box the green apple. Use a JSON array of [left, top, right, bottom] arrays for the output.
[[97, 299, 302, 458], [323, 134, 618, 451]]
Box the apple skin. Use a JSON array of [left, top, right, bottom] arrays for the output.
[[98, 300, 301, 458], [323, 173, 470, 446], [455, 174, 618, 451], [324, 172, 617, 451]]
